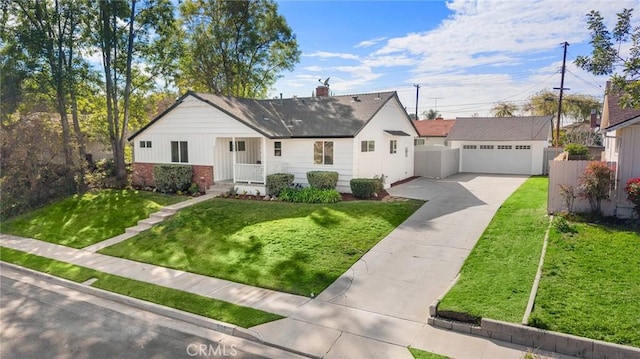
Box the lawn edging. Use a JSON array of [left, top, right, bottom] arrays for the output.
[[521, 215, 553, 325], [427, 316, 640, 358], [0, 261, 261, 342]]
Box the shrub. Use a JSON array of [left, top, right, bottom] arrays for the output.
[[188, 183, 200, 195], [350, 178, 382, 199], [564, 143, 589, 158], [306, 171, 338, 189], [624, 177, 640, 218], [153, 164, 193, 193], [279, 187, 341, 203], [266, 173, 294, 196], [578, 162, 614, 214], [558, 184, 576, 213]]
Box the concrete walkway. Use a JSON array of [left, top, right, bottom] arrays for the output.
[[0, 174, 579, 359]]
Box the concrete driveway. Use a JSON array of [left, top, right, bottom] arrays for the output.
[[252, 174, 532, 358]]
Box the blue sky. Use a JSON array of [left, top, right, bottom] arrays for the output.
[[270, 0, 640, 119]]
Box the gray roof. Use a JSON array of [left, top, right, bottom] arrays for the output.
[[130, 91, 409, 140], [447, 116, 552, 141]]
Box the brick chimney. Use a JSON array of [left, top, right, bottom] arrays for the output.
[[316, 85, 329, 97]]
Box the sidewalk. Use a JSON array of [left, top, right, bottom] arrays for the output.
[[0, 175, 579, 359]]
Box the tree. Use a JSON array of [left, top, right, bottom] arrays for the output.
[[179, 0, 300, 98], [492, 102, 519, 117], [422, 109, 441, 120], [92, 0, 177, 183], [576, 8, 640, 108]]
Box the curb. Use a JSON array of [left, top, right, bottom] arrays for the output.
[[0, 262, 317, 359]]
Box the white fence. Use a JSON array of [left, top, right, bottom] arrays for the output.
[[234, 162, 287, 184], [414, 147, 459, 179], [548, 160, 616, 216]]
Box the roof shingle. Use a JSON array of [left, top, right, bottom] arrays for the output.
[[447, 116, 552, 141]]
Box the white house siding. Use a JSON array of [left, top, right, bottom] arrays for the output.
[[133, 95, 261, 166], [353, 100, 417, 187], [614, 124, 640, 217], [265, 138, 355, 193], [602, 130, 620, 164], [450, 140, 546, 175]]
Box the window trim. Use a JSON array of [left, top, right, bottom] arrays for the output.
[[171, 141, 188, 163], [274, 141, 282, 157], [140, 140, 151, 148], [361, 140, 375, 152], [390, 140, 398, 154], [314, 141, 334, 165]]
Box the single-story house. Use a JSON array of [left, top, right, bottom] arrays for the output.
[[413, 118, 456, 146], [446, 116, 552, 175], [601, 84, 640, 218], [128, 86, 418, 194]]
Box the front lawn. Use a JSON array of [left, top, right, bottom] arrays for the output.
[[0, 247, 282, 328], [437, 177, 548, 323], [1, 190, 185, 248], [409, 347, 450, 359], [529, 219, 640, 347], [99, 198, 423, 296]]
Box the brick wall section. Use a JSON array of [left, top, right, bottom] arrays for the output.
[[132, 162, 214, 191], [192, 165, 213, 192]]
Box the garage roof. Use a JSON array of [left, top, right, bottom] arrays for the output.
[[447, 116, 552, 141]]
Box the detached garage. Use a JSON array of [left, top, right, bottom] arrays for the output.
[[447, 116, 552, 175]]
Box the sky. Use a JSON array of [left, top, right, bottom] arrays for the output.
[[269, 0, 640, 119]]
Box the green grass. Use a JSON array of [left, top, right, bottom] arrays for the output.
[[437, 177, 549, 323], [408, 347, 450, 359], [99, 198, 423, 296], [529, 220, 640, 347], [0, 247, 282, 328], [1, 189, 185, 248]]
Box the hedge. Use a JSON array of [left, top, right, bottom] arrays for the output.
[[266, 173, 294, 196], [350, 178, 382, 199], [153, 164, 193, 193], [279, 187, 341, 203], [307, 171, 339, 189]]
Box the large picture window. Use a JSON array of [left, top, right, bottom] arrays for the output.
[[171, 141, 188, 163], [314, 141, 333, 165]]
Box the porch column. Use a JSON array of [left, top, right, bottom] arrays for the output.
[[262, 137, 268, 183], [232, 136, 237, 183]]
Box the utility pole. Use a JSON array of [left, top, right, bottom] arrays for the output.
[[414, 84, 420, 120], [554, 42, 570, 147]]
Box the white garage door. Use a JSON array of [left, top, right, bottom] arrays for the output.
[[460, 144, 532, 174]]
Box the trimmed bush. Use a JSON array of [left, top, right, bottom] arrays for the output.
[[625, 177, 640, 218], [350, 178, 382, 199], [307, 171, 339, 189], [564, 143, 589, 158], [266, 173, 294, 196], [279, 187, 341, 203], [153, 164, 193, 193]]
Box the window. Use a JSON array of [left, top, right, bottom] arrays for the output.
[[171, 141, 188, 163], [479, 145, 494, 150], [390, 140, 397, 154], [229, 140, 246, 152], [314, 141, 333, 165], [274, 141, 282, 156], [140, 140, 151, 148], [497, 145, 512, 150], [463, 145, 477, 150], [515, 145, 531, 150], [414, 138, 425, 146], [361, 140, 375, 152]]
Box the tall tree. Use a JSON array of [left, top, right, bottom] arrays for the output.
[[179, 0, 300, 98], [492, 102, 519, 117], [525, 90, 601, 122], [92, 0, 176, 183], [575, 8, 640, 108], [422, 109, 441, 120]]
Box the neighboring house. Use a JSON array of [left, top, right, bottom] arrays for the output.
[[128, 87, 418, 194], [601, 85, 640, 218], [447, 116, 552, 175], [413, 118, 456, 146]]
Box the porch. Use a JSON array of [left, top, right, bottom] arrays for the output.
[[214, 137, 287, 186]]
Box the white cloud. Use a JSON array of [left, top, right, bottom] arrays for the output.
[[354, 36, 388, 48], [303, 51, 359, 60]]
